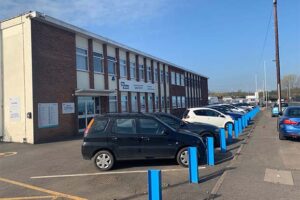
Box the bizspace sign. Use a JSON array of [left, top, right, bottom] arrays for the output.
[[119, 80, 155, 93]]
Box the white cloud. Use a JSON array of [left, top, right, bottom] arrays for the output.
[[0, 0, 170, 26]]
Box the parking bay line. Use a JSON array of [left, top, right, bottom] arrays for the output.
[[31, 167, 206, 179], [0, 177, 87, 200]]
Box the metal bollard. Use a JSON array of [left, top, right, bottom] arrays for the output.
[[207, 137, 215, 166], [188, 147, 199, 183], [148, 170, 162, 200], [228, 123, 233, 143], [234, 120, 239, 138], [219, 128, 226, 153], [238, 118, 242, 134]]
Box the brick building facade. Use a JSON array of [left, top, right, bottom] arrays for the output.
[[0, 11, 208, 143]]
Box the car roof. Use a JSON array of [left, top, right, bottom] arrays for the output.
[[94, 113, 153, 118]]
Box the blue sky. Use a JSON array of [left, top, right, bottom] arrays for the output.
[[1, 0, 299, 92]]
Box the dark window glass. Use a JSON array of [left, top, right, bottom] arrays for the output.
[[206, 110, 219, 117], [90, 118, 108, 134], [93, 52, 103, 73], [156, 115, 180, 129], [194, 110, 207, 116], [137, 118, 162, 135], [113, 119, 136, 134], [183, 110, 190, 118], [286, 108, 300, 117]]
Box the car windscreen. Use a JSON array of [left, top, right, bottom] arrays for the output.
[[155, 115, 181, 129], [285, 108, 300, 117]]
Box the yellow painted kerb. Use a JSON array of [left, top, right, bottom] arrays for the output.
[[0, 177, 87, 200]]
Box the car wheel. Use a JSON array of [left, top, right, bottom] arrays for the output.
[[93, 150, 114, 171], [176, 147, 189, 167], [279, 132, 286, 140]]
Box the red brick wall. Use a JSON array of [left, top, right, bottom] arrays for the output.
[[31, 20, 77, 143]]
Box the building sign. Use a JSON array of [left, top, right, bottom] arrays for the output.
[[38, 103, 58, 128], [62, 103, 75, 114], [119, 80, 155, 93], [9, 97, 20, 121]]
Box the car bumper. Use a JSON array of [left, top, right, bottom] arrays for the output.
[[279, 129, 300, 138]]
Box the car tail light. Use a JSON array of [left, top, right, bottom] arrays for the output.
[[84, 118, 95, 137], [283, 119, 297, 125]]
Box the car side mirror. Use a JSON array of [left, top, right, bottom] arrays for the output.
[[218, 114, 225, 118], [278, 111, 283, 116]]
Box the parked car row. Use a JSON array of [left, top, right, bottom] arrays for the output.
[[81, 103, 254, 171]]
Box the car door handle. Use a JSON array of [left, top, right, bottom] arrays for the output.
[[139, 136, 150, 141], [112, 136, 118, 141]]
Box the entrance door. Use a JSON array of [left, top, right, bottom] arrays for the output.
[[78, 97, 100, 133]]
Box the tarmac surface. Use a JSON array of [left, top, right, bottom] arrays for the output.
[[1, 109, 299, 199]]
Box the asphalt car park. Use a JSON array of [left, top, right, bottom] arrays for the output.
[[0, 120, 255, 200]]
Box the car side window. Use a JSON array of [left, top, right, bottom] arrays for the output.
[[137, 118, 163, 135], [113, 118, 136, 134], [206, 110, 219, 117], [90, 118, 109, 134], [194, 110, 206, 116]]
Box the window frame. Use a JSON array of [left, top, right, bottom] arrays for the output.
[[93, 52, 104, 73], [119, 59, 127, 78], [107, 56, 117, 75], [76, 47, 88, 71]]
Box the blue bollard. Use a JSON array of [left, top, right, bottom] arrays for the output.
[[219, 128, 226, 153], [188, 147, 199, 183], [148, 170, 162, 200], [238, 118, 242, 134], [234, 120, 239, 138], [207, 137, 214, 166], [228, 123, 233, 143]]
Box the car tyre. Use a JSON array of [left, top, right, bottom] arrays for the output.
[[93, 150, 114, 171], [279, 132, 286, 140], [176, 147, 189, 167]]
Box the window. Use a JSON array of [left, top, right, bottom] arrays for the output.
[[121, 95, 128, 112], [156, 115, 180, 130], [137, 118, 162, 135], [76, 48, 88, 71], [130, 62, 136, 79], [166, 96, 170, 108], [160, 70, 164, 83], [90, 118, 108, 134], [139, 64, 144, 80], [165, 72, 169, 84], [148, 95, 153, 112], [141, 96, 146, 112], [109, 96, 117, 113], [177, 96, 181, 108], [93, 52, 103, 73], [113, 119, 136, 134], [154, 68, 158, 82], [155, 96, 159, 110], [171, 72, 175, 85], [131, 95, 138, 112], [182, 96, 186, 108], [161, 96, 165, 109], [194, 109, 207, 116], [120, 59, 127, 77], [147, 66, 152, 81], [172, 96, 177, 108], [176, 73, 181, 86], [108, 56, 116, 75], [181, 74, 185, 86]]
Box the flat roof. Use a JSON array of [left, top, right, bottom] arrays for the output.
[[16, 11, 207, 78]]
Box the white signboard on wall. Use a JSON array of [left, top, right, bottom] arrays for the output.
[[38, 103, 58, 128], [9, 97, 21, 121], [62, 103, 75, 114], [119, 80, 155, 93]]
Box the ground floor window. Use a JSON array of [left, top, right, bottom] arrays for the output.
[[109, 96, 117, 113], [161, 96, 165, 109], [131, 94, 138, 112], [140, 95, 146, 112], [177, 96, 181, 108], [148, 95, 153, 112], [181, 96, 186, 108], [155, 96, 159, 110], [121, 95, 128, 112], [172, 96, 177, 108], [166, 96, 170, 108]]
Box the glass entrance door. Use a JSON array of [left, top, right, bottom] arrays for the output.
[[78, 97, 100, 133]]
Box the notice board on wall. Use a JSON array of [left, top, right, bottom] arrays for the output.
[[38, 103, 59, 128], [9, 97, 21, 121]]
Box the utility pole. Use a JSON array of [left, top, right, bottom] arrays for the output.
[[273, 0, 282, 111], [264, 61, 268, 109]]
